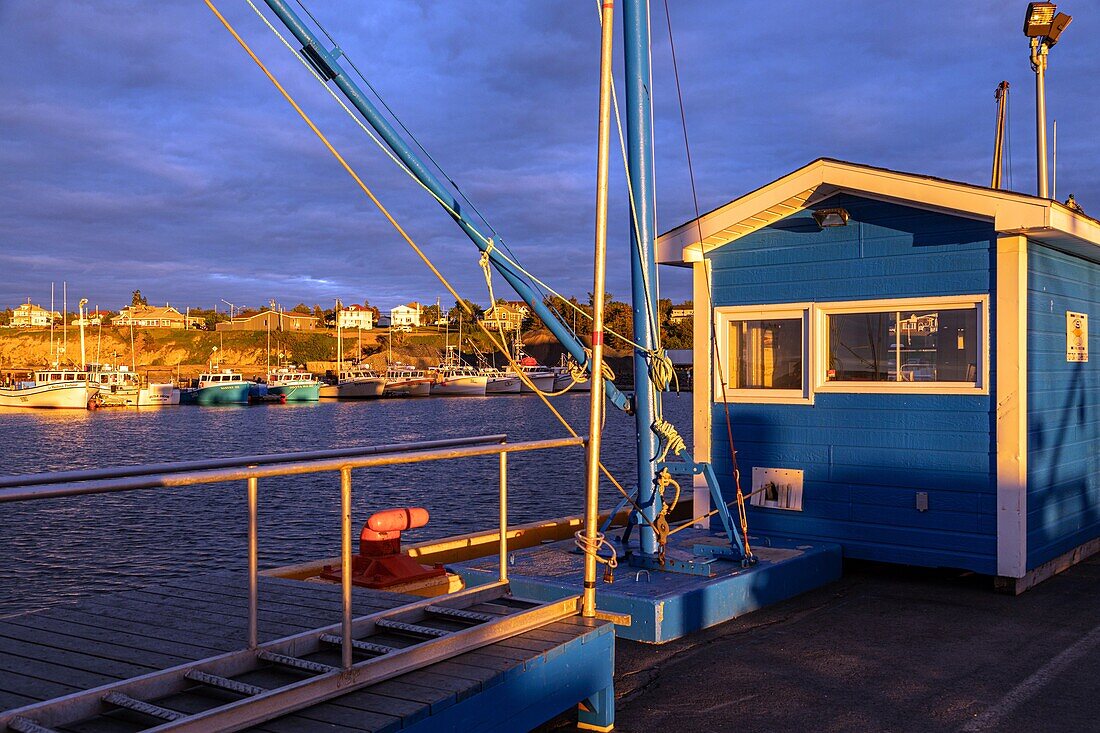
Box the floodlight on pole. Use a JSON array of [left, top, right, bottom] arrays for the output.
[[1024, 2, 1071, 199]]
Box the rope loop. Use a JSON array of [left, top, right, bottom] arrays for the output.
[[652, 417, 686, 463], [574, 530, 619, 569]]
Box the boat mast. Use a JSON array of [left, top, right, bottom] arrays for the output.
[[258, 0, 630, 413], [991, 81, 1009, 189], [582, 0, 617, 619], [623, 0, 661, 557], [78, 298, 88, 369]]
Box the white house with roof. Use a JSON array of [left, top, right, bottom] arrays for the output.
[[10, 301, 61, 328], [337, 305, 375, 330], [113, 304, 201, 329], [389, 303, 421, 328]]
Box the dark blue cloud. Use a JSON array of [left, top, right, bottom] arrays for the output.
[[1, 1, 1096, 313]]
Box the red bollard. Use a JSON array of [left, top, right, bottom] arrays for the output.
[[321, 506, 446, 589]]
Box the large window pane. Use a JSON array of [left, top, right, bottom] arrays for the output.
[[895, 308, 977, 382], [827, 312, 893, 381], [729, 318, 802, 389], [827, 306, 978, 384]]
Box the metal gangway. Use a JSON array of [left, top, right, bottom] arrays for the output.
[[0, 433, 584, 733]]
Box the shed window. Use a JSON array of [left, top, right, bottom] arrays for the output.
[[730, 318, 803, 390], [715, 304, 811, 404], [826, 307, 978, 384], [816, 295, 987, 393]]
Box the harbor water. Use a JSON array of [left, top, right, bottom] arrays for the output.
[[0, 393, 691, 616]]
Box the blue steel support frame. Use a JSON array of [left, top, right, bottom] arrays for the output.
[[623, 0, 661, 557], [261, 0, 630, 413]]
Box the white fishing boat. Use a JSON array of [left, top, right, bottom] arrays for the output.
[[319, 363, 386, 399], [552, 354, 591, 392], [482, 367, 521, 394], [0, 369, 99, 409], [429, 345, 487, 396], [87, 364, 179, 407], [429, 364, 487, 396], [508, 356, 556, 393], [383, 364, 432, 397]]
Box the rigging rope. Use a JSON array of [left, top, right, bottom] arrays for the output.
[[249, 0, 659, 357], [661, 0, 751, 557], [207, 0, 665, 539]]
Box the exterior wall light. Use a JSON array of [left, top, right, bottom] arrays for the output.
[[813, 208, 850, 228]]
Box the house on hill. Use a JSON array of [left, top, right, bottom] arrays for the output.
[[337, 305, 374, 330], [216, 309, 320, 332], [113, 305, 200, 329], [10, 300, 60, 328], [390, 303, 421, 328], [481, 301, 530, 332]]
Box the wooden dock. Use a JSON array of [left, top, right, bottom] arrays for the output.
[[0, 572, 614, 732]]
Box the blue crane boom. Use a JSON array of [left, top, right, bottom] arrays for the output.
[[261, 0, 632, 414]]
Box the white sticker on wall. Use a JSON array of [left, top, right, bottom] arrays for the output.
[[1067, 311, 1088, 362]]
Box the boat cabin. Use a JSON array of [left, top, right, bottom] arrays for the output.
[[198, 371, 244, 385], [657, 159, 1100, 586], [33, 370, 90, 383]]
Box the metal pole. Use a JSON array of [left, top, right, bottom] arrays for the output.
[[582, 0, 616, 619], [340, 466, 353, 670], [498, 451, 508, 583], [258, 0, 630, 414], [1032, 38, 1049, 198], [991, 81, 1008, 189], [247, 476, 259, 648], [623, 0, 661, 557]]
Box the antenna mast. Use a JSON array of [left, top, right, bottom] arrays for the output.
[[991, 81, 1009, 189]]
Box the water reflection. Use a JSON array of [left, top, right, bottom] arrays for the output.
[[0, 393, 692, 615]]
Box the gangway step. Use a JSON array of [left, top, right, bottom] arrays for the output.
[[0, 582, 580, 733], [184, 670, 265, 697], [256, 650, 337, 675], [6, 717, 59, 733], [375, 618, 451, 638], [102, 692, 185, 721], [318, 633, 395, 655]]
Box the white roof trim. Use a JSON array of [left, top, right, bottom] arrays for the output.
[[656, 159, 1100, 265]]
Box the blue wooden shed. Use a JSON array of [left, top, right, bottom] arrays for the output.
[[657, 159, 1100, 590]]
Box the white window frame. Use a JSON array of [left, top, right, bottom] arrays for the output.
[[813, 294, 989, 395], [713, 303, 813, 405]]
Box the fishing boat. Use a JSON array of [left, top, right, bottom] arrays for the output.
[[0, 369, 98, 409], [265, 367, 321, 402], [466, 340, 520, 393], [552, 354, 591, 392], [383, 363, 432, 397], [87, 364, 179, 407], [508, 355, 556, 393], [319, 363, 386, 399], [179, 370, 251, 405], [429, 346, 487, 395]]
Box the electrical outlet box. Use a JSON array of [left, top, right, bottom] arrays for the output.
[[751, 467, 804, 511]]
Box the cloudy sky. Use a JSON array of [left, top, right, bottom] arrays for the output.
[[2, 1, 1097, 313]]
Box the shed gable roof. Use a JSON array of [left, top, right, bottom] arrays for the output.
[[657, 158, 1100, 265]]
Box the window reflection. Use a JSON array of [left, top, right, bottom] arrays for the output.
[[729, 318, 802, 390]]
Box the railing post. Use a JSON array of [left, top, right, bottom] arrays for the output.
[[340, 466, 354, 670], [498, 450, 508, 583], [247, 476, 258, 649]]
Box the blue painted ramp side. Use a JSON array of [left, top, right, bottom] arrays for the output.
[[401, 620, 615, 733], [452, 530, 842, 644]]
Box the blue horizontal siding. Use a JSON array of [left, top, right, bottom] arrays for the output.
[[1026, 244, 1100, 570], [707, 195, 996, 573]]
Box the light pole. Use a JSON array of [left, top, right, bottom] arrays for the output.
[[1023, 2, 1072, 199]]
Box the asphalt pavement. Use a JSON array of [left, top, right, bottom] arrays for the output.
[[554, 553, 1100, 732]]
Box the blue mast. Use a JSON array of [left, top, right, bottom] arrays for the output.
[[623, 0, 661, 557], [260, 0, 631, 413]]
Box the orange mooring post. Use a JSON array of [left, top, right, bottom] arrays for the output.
[[321, 507, 445, 589]]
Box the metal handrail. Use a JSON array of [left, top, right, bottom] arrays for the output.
[[0, 433, 509, 490], [0, 432, 586, 669]]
